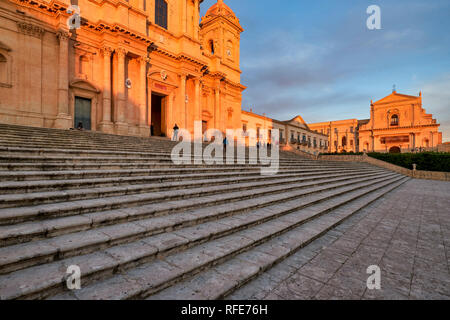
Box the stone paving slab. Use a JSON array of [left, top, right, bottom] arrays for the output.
[[228, 179, 450, 300]]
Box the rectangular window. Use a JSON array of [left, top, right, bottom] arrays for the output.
[[155, 0, 168, 29], [242, 123, 247, 133]]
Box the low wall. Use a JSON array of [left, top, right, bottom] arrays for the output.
[[285, 147, 317, 160], [318, 155, 365, 162], [317, 154, 450, 182]]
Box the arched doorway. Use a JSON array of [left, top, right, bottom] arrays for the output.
[[389, 146, 401, 154]]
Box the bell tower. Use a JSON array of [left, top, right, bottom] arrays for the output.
[[200, 0, 243, 84]]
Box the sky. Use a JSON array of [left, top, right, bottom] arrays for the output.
[[200, 0, 450, 142]]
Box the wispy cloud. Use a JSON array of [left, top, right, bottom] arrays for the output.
[[418, 73, 450, 141]]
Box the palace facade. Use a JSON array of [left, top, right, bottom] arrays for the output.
[[242, 110, 328, 154], [0, 0, 245, 137], [309, 90, 443, 153]]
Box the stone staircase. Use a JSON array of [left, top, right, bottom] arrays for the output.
[[0, 123, 410, 300]]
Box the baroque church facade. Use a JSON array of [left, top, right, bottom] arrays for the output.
[[0, 0, 245, 137], [309, 90, 443, 153]]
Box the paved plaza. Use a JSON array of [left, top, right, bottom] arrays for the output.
[[229, 179, 450, 300]]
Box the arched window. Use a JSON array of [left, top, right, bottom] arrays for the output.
[[209, 40, 215, 55], [155, 0, 168, 29], [390, 114, 399, 126]]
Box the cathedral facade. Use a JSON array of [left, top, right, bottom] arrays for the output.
[[309, 90, 443, 153], [0, 0, 245, 137]]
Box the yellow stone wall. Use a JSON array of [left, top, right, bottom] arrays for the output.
[[0, 0, 245, 138]]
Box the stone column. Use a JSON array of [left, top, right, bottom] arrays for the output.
[[99, 46, 113, 133], [371, 133, 375, 152], [430, 131, 434, 149], [194, 0, 200, 40], [182, 0, 187, 34], [115, 48, 128, 135], [214, 82, 220, 130], [180, 74, 187, 129], [194, 78, 201, 122], [139, 56, 149, 137], [54, 30, 72, 129], [167, 92, 174, 137]]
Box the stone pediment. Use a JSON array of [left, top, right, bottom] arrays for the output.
[[0, 41, 12, 52], [287, 115, 309, 129], [147, 69, 178, 88], [373, 92, 419, 106], [69, 79, 100, 93]]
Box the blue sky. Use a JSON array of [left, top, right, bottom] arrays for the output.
[[200, 0, 450, 142]]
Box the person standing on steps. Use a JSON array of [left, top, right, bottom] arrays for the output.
[[172, 123, 179, 141], [77, 122, 83, 131], [223, 136, 228, 152]]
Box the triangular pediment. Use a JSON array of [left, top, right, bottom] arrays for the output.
[[373, 92, 419, 105], [287, 115, 309, 129]]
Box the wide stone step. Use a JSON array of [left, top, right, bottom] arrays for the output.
[[0, 167, 371, 194], [0, 166, 265, 182], [0, 154, 307, 165], [42, 176, 408, 300], [0, 159, 347, 171], [0, 146, 305, 165], [0, 170, 394, 226], [0, 174, 400, 278], [0, 170, 387, 247], [0, 175, 406, 300], [0, 140, 173, 152], [0, 168, 383, 209], [0, 162, 372, 182], [147, 177, 410, 300]]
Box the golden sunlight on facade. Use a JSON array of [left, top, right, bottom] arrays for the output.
[[0, 0, 245, 137], [242, 110, 328, 154], [309, 90, 443, 153]]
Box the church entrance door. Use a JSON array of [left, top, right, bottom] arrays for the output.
[[151, 93, 167, 137], [74, 97, 91, 130]]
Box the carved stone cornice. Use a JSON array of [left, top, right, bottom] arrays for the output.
[[17, 22, 45, 39]]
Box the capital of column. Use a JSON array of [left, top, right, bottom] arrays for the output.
[[101, 46, 114, 57], [56, 30, 70, 42], [17, 22, 45, 39], [138, 56, 150, 65], [116, 48, 128, 59]]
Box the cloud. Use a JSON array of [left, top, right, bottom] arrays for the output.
[[418, 73, 450, 142]]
